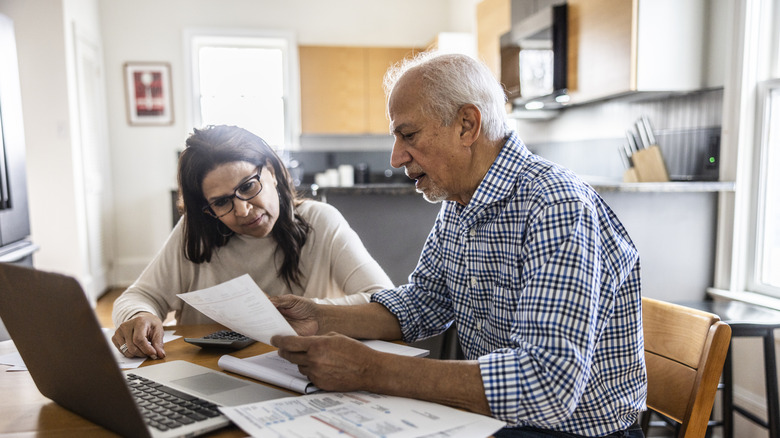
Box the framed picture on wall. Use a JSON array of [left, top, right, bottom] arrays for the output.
[[123, 62, 173, 125]]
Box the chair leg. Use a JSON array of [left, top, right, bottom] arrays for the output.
[[640, 410, 651, 435], [763, 331, 780, 438], [722, 346, 734, 438]]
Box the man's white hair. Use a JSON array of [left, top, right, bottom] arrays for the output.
[[384, 51, 510, 142]]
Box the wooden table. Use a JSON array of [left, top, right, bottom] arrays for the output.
[[0, 324, 295, 437]]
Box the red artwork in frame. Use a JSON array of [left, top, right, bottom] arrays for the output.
[[123, 62, 173, 125]]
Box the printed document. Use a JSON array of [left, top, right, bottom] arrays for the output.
[[219, 391, 506, 438], [177, 274, 296, 345]]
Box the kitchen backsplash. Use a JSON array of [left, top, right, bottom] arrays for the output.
[[289, 88, 724, 185]]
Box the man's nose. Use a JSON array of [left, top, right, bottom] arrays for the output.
[[390, 140, 411, 169]]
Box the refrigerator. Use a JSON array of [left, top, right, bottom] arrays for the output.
[[0, 13, 38, 340]]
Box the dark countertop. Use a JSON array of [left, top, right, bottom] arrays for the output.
[[299, 183, 416, 200], [298, 180, 735, 197]]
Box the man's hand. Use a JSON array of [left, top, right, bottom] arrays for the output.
[[272, 332, 377, 391], [111, 312, 166, 360], [270, 295, 320, 336]]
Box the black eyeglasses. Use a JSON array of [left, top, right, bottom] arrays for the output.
[[202, 170, 264, 218]]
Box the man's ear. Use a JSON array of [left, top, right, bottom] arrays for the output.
[[458, 104, 481, 145]]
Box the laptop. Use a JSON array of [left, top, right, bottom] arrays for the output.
[[0, 263, 291, 437]]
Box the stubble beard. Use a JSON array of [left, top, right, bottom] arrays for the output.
[[406, 165, 447, 203]]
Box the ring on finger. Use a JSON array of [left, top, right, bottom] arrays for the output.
[[120, 343, 129, 354]]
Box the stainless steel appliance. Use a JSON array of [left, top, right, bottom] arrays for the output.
[[0, 13, 38, 340], [500, 3, 568, 107]]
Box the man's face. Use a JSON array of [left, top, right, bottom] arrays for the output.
[[388, 74, 469, 204]]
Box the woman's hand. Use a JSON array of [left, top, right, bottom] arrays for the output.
[[111, 312, 166, 360], [270, 295, 320, 336]]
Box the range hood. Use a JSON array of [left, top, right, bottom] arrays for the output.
[[500, 4, 568, 111]]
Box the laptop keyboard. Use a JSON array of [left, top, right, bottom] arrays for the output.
[[126, 373, 222, 432]]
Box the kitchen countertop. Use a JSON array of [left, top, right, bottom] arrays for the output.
[[587, 180, 735, 193], [301, 180, 735, 197]]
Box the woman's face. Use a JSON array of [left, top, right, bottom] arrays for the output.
[[201, 161, 280, 238]]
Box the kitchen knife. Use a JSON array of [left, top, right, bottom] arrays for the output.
[[635, 119, 650, 149], [625, 130, 639, 153], [618, 145, 632, 169], [642, 115, 658, 146]]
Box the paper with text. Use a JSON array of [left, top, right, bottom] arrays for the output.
[[219, 391, 506, 438], [176, 274, 296, 345]]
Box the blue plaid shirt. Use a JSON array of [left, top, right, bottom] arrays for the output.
[[372, 132, 646, 436]]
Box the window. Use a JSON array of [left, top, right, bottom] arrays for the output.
[[750, 81, 780, 293], [185, 31, 300, 149], [712, 0, 780, 302]]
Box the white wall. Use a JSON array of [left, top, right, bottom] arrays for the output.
[[0, 0, 99, 290], [96, 0, 478, 285]]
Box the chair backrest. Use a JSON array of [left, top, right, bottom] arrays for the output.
[[642, 297, 732, 438]]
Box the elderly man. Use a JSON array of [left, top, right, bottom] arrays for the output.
[[272, 52, 646, 438]]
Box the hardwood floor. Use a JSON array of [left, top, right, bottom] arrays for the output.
[[95, 288, 123, 328]]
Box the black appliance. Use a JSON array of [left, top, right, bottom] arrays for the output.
[[500, 3, 568, 108], [0, 13, 38, 340]]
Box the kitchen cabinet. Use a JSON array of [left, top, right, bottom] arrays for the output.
[[476, 0, 511, 80], [567, 0, 706, 103], [299, 45, 418, 135]]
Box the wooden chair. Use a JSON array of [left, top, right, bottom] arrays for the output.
[[640, 297, 732, 438]]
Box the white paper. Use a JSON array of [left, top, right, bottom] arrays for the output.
[[219, 391, 506, 438], [218, 340, 429, 394], [219, 351, 319, 394], [2, 330, 179, 371], [361, 340, 429, 357], [177, 274, 296, 345]]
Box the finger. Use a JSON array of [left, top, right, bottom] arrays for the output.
[[277, 349, 310, 367], [131, 329, 158, 359], [271, 335, 310, 352], [111, 331, 124, 349], [271, 294, 297, 311], [137, 337, 159, 359], [149, 327, 166, 359]]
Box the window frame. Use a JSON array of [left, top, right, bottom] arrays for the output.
[[746, 79, 780, 296], [713, 0, 780, 303], [183, 28, 301, 150]]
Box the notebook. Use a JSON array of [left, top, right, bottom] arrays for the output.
[[0, 263, 291, 438]]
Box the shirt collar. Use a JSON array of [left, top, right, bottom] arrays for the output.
[[454, 132, 530, 217]]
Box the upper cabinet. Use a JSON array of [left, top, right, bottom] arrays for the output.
[[299, 46, 418, 135], [567, 0, 707, 103], [476, 0, 512, 80]]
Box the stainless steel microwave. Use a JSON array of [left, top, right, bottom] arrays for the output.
[[500, 4, 568, 107]]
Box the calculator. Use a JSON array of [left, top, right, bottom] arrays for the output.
[[183, 330, 256, 349]]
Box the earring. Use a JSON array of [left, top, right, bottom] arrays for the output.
[[216, 221, 234, 237]]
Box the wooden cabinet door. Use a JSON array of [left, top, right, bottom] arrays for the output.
[[477, 0, 511, 80], [299, 46, 366, 134], [300, 46, 418, 135], [567, 0, 633, 102], [366, 47, 418, 134]]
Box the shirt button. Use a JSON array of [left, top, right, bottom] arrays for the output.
[[470, 277, 478, 287], [469, 229, 476, 237], [476, 321, 483, 331]]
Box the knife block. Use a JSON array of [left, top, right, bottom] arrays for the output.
[[623, 145, 670, 182]]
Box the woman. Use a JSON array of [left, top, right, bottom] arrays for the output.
[[112, 125, 392, 359]]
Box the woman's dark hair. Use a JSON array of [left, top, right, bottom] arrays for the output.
[[177, 125, 310, 288]]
